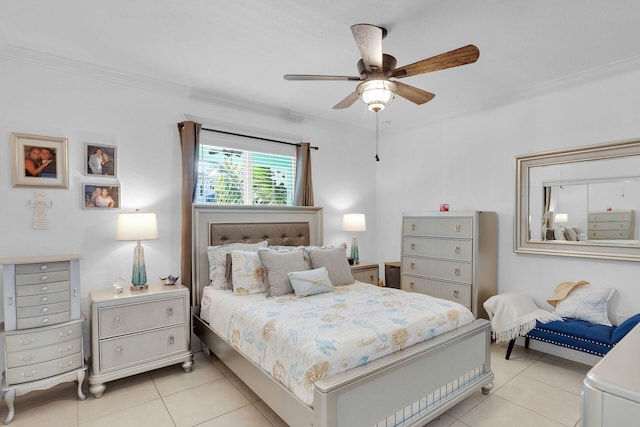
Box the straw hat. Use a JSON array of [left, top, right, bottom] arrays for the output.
[[546, 280, 590, 307]]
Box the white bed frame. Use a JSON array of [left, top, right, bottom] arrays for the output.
[[191, 206, 494, 427]]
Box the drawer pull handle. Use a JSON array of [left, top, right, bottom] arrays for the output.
[[453, 290, 460, 298], [19, 338, 36, 345], [40, 264, 48, 271], [41, 285, 49, 292], [40, 276, 48, 281], [169, 335, 175, 345], [42, 307, 49, 313], [8, 297, 13, 306], [115, 314, 121, 323], [42, 318, 49, 324], [454, 246, 461, 254], [454, 268, 461, 276], [59, 330, 73, 338], [73, 288, 78, 297], [455, 224, 461, 232], [410, 243, 416, 250], [58, 345, 74, 353], [41, 297, 48, 303], [410, 262, 415, 270], [168, 307, 174, 316], [409, 281, 415, 289], [411, 223, 416, 231], [18, 354, 36, 362], [21, 370, 37, 379], [115, 346, 123, 357], [59, 360, 73, 370], [369, 275, 374, 281]]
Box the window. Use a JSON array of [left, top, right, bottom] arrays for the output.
[[196, 132, 296, 206]]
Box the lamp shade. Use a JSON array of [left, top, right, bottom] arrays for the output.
[[357, 80, 397, 112], [554, 213, 568, 224], [342, 213, 366, 232], [116, 211, 158, 241]]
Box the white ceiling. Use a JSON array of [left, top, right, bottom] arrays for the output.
[[2, 0, 640, 131]]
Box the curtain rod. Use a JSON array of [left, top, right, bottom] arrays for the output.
[[201, 127, 319, 150]]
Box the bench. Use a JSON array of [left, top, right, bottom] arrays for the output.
[[505, 314, 640, 360]]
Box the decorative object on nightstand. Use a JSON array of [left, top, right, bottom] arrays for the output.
[[0, 254, 86, 424], [350, 261, 379, 286], [160, 275, 179, 286], [342, 213, 366, 264], [116, 209, 158, 290], [88, 284, 193, 398]]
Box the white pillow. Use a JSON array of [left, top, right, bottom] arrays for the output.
[[231, 250, 267, 295], [555, 285, 614, 326], [288, 267, 335, 297], [207, 241, 268, 289]]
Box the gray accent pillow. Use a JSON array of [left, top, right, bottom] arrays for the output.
[[258, 249, 306, 297], [308, 247, 354, 286]]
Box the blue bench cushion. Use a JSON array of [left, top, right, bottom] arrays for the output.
[[527, 318, 615, 357]]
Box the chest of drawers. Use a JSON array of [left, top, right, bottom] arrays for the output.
[[587, 211, 635, 240], [88, 284, 193, 398], [401, 212, 497, 319]]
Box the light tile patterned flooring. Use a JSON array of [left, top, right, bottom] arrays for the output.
[[0, 342, 589, 426]]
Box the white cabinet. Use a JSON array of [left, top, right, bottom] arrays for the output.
[[0, 254, 86, 424], [401, 212, 497, 319], [88, 284, 193, 398]]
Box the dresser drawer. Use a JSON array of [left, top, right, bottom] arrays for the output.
[[402, 257, 472, 284], [5, 321, 82, 351], [6, 338, 82, 368], [402, 276, 471, 308], [18, 301, 70, 318], [17, 291, 69, 308], [15, 261, 70, 275], [6, 352, 83, 385], [16, 281, 70, 297], [99, 325, 187, 371], [352, 268, 378, 285], [588, 212, 632, 222], [98, 297, 186, 338], [16, 270, 70, 286], [403, 217, 473, 238], [402, 237, 473, 261], [17, 311, 71, 330]]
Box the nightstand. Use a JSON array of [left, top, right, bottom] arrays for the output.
[[351, 261, 380, 286], [88, 284, 193, 398]]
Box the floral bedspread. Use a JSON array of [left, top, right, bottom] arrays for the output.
[[224, 282, 475, 406]]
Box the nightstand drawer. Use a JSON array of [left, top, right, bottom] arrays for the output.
[[6, 352, 83, 385], [99, 325, 187, 371], [16, 270, 70, 286], [5, 321, 82, 351], [6, 338, 82, 368], [402, 276, 471, 308], [352, 269, 378, 285], [98, 296, 186, 338]]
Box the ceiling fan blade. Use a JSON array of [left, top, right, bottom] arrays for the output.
[[391, 45, 480, 78], [284, 74, 361, 81], [394, 81, 435, 105], [332, 91, 360, 109], [351, 24, 383, 72]]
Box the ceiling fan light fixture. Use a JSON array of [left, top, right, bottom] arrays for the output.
[[357, 80, 397, 112]]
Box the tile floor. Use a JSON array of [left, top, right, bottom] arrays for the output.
[[0, 341, 590, 427]]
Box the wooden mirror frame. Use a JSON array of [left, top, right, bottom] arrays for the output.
[[515, 138, 640, 261]]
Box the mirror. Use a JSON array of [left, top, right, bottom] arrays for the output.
[[515, 139, 640, 261]]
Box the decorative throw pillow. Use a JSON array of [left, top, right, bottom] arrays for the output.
[[564, 227, 578, 241], [268, 245, 314, 270], [231, 250, 267, 295], [207, 241, 268, 289], [555, 285, 615, 326], [307, 247, 354, 286], [258, 249, 306, 297], [288, 267, 335, 297]]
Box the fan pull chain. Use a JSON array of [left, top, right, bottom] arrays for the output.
[[375, 111, 380, 162]]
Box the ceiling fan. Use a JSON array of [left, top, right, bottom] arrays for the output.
[[284, 24, 479, 112]]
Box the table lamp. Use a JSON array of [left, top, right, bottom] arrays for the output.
[[342, 213, 366, 264], [116, 209, 158, 290]]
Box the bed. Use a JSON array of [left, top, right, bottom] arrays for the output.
[[191, 206, 494, 427]]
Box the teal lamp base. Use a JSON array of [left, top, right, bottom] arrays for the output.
[[130, 242, 148, 291], [351, 233, 359, 264]]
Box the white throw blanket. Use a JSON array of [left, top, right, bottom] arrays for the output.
[[483, 292, 562, 343]]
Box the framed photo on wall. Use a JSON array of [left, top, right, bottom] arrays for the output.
[[11, 133, 68, 188], [83, 184, 120, 209], [85, 143, 117, 177]]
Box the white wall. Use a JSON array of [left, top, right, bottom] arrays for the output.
[[0, 58, 378, 325], [377, 68, 640, 322]]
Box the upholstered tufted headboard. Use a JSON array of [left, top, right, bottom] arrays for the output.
[[192, 206, 323, 306]]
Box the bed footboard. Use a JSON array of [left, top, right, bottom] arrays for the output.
[[194, 315, 493, 427]]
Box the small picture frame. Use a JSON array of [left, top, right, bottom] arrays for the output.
[[85, 143, 117, 177], [11, 133, 69, 188], [83, 184, 120, 209]]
